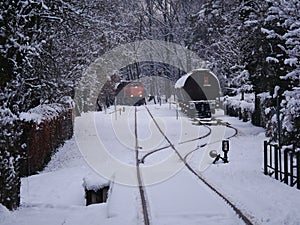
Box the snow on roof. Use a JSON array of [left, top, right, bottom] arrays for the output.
[[174, 69, 210, 89], [82, 173, 110, 191], [175, 73, 191, 88]]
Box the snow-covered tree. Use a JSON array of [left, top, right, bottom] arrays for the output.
[[0, 0, 53, 209], [185, 0, 248, 90], [262, 0, 300, 145]]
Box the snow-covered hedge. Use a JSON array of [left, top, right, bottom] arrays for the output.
[[223, 93, 255, 122], [19, 101, 74, 176], [280, 88, 300, 146]]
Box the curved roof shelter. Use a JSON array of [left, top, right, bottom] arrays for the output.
[[175, 69, 221, 101]]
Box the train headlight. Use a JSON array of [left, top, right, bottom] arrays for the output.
[[130, 94, 133, 97]]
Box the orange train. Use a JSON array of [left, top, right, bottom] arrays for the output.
[[115, 81, 146, 106]]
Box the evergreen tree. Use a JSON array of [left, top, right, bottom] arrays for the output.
[[262, 0, 300, 145]]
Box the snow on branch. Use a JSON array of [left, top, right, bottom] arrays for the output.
[[266, 56, 279, 63], [284, 58, 298, 67]]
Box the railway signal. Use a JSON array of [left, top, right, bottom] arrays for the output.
[[222, 140, 229, 163], [212, 140, 230, 164]]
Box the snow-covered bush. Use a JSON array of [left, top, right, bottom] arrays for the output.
[[257, 92, 274, 131], [281, 88, 300, 147], [224, 94, 254, 122], [225, 89, 299, 147]]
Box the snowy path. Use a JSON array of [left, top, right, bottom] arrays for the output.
[[1, 103, 300, 225]]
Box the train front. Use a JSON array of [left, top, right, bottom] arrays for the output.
[[116, 81, 146, 106], [175, 69, 221, 120]]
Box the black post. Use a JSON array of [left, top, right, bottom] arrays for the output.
[[222, 140, 229, 163], [276, 95, 281, 147], [274, 145, 279, 180], [264, 141, 268, 175], [269, 145, 273, 169], [297, 151, 300, 190], [223, 152, 229, 163], [279, 146, 282, 181], [284, 148, 289, 185], [290, 153, 294, 187]]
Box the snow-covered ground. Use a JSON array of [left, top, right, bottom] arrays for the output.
[[1, 103, 300, 225]]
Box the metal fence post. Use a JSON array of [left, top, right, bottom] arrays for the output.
[[297, 151, 300, 190], [290, 152, 294, 187], [274, 145, 279, 180], [284, 148, 289, 185], [264, 141, 268, 175]]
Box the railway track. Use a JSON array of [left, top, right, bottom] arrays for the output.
[[140, 115, 238, 164], [134, 107, 151, 225], [140, 121, 212, 163], [182, 119, 238, 162], [143, 105, 256, 225]]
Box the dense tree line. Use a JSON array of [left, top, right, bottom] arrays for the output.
[[0, 0, 299, 209], [184, 0, 299, 145], [0, 0, 140, 209]]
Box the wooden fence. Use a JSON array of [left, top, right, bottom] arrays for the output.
[[20, 103, 74, 176]]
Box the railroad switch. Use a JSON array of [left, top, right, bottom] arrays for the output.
[[212, 140, 230, 164]]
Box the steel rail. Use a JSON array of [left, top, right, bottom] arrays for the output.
[[134, 107, 151, 225]]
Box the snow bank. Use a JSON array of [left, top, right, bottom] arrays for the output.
[[0, 204, 13, 224]]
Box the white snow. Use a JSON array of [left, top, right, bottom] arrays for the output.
[[224, 94, 255, 113], [0, 204, 12, 224], [175, 73, 190, 88], [19, 103, 69, 124], [83, 173, 110, 191], [266, 56, 279, 63], [284, 57, 298, 66], [273, 86, 280, 98], [1, 103, 300, 225], [174, 69, 214, 89]]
